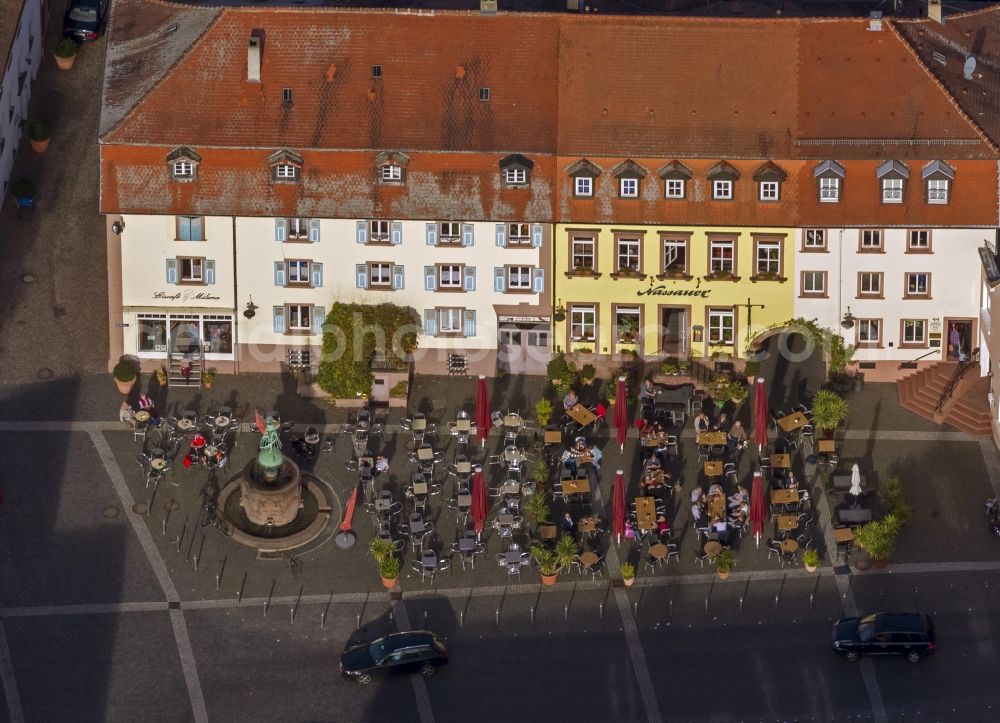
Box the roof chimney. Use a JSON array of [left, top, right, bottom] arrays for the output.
[[248, 33, 262, 82], [928, 0, 943, 25], [868, 11, 883, 32]]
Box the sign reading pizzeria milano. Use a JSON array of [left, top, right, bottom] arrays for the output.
[[153, 291, 223, 302]]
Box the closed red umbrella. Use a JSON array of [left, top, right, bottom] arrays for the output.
[[753, 377, 768, 451], [749, 471, 767, 548], [613, 376, 628, 452], [475, 374, 490, 445], [612, 469, 626, 543], [471, 469, 488, 539]]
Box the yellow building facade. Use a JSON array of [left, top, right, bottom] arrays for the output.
[[553, 224, 796, 361]]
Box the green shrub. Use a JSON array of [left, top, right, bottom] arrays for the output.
[[535, 398, 553, 427], [113, 360, 136, 382], [546, 352, 577, 392], [28, 120, 50, 141], [879, 477, 912, 522], [55, 38, 78, 58]]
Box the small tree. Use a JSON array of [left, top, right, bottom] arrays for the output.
[[811, 389, 848, 431], [853, 514, 902, 562], [523, 491, 550, 529], [535, 398, 553, 427], [879, 477, 911, 523]]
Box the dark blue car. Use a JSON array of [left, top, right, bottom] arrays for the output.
[[340, 631, 448, 685], [63, 0, 110, 41]]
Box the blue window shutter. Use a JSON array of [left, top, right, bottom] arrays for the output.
[[462, 224, 475, 247], [204, 259, 216, 285], [533, 268, 545, 293], [165, 259, 178, 284], [273, 306, 286, 333], [424, 266, 437, 291], [532, 224, 544, 248], [392, 265, 404, 290], [463, 266, 476, 292], [356, 263, 368, 289], [356, 221, 368, 244], [313, 306, 326, 335], [424, 309, 437, 336], [463, 310, 477, 338], [391, 222, 403, 245], [311, 262, 324, 288], [309, 219, 321, 243], [193, 216, 203, 240], [275, 218, 287, 242], [495, 223, 506, 247], [274, 261, 287, 287], [494, 267, 506, 292], [425, 223, 437, 246]]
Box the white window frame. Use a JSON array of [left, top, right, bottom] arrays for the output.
[[712, 179, 733, 200], [803, 229, 826, 250], [802, 271, 825, 295], [439, 308, 463, 333], [620, 178, 638, 198], [274, 164, 298, 181], [755, 241, 781, 276], [508, 224, 531, 245], [709, 240, 734, 273], [906, 272, 929, 297], [570, 306, 596, 341], [288, 305, 312, 330], [759, 181, 779, 201], [859, 272, 882, 296], [439, 222, 461, 243], [505, 168, 527, 185], [708, 309, 734, 345], [369, 262, 392, 287], [665, 179, 685, 199], [288, 218, 310, 240], [439, 264, 463, 289], [902, 319, 926, 344], [615, 307, 641, 344], [908, 230, 930, 251], [616, 238, 641, 272], [858, 319, 881, 344], [574, 177, 593, 197], [380, 164, 403, 183], [927, 179, 949, 204], [172, 161, 194, 179], [179, 257, 203, 282], [882, 177, 903, 203], [287, 260, 310, 284], [663, 239, 687, 273], [860, 229, 882, 251], [571, 237, 595, 270], [507, 265, 532, 290], [370, 220, 390, 243], [819, 177, 840, 202]]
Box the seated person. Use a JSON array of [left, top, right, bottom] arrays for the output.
[[588, 445, 603, 472], [593, 401, 607, 423], [644, 455, 662, 472], [641, 469, 671, 492], [359, 459, 374, 481], [563, 389, 580, 411], [690, 486, 704, 505], [654, 439, 672, 467], [729, 501, 749, 523], [708, 483, 724, 497], [728, 485, 748, 508], [690, 503, 703, 525], [693, 412, 711, 434], [119, 402, 135, 425], [374, 455, 390, 474], [656, 514, 670, 541], [713, 412, 731, 434], [638, 379, 657, 403], [728, 420, 748, 451], [561, 512, 575, 534]]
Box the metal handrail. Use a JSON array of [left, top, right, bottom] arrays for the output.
[[897, 349, 939, 369], [936, 347, 980, 412]]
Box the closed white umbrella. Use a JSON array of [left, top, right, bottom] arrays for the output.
[[849, 463, 862, 505]]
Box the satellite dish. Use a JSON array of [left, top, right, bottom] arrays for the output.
[[964, 56, 977, 80]]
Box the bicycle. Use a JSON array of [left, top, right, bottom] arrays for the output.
[[199, 489, 234, 536]]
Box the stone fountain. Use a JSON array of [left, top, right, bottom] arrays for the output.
[[238, 417, 302, 527]]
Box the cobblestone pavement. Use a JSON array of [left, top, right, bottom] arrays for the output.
[[0, 28, 109, 384]]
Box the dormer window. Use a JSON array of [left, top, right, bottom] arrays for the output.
[[707, 161, 740, 201], [166, 146, 201, 182], [499, 154, 533, 188], [658, 160, 692, 200], [753, 161, 786, 202], [374, 151, 409, 185], [813, 159, 845, 203], [922, 160, 954, 205], [268, 149, 303, 183], [567, 159, 601, 199], [612, 159, 647, 200], [877, 160, 909, 204]]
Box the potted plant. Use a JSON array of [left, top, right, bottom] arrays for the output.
[[531, 545, 559, 585], [28, 120, 51, 153], [715, 548, 734, 580], [878, 477, 912, 523], [811, 389, 848, 435], [378, 556, 401, 589], [389, 380, 408, 398], [553, 305, 567, 322], [802, 548, 821, 573], [531, 458, 550, 489], [579, 363, 596, 384], [743, 359, 761, 385], [54, 38, 78, 70], [523, 491, 551, 531], [554, 534, 578, 572], [535, 398, 553, 427], [202, 368, 216, 390], [853, 514, 901, 568], [620, 562, 635, 587], [113, 360, 137, 394], [155, 366, 168, 388], [661, 361, 680, 375], [677, 360, 690, 375], [370, 538, 400, 589]]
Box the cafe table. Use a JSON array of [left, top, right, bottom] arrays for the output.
[[834, 527, 855, 543], [771, 453, 791, 469], [817, 439, 836, 453], [544, 429, 563, 445], [214, 415, 231, 428], [706, 494, 726, 520], [634, 497, 657, 532], [562, 477, 591, 495], [412, 480, 429, 496], [134, 410, 151, 424], [176, 417, 194, 431], [777, 412, 808, 433], [780, 538, 799, 554], [503, 549, 524, 565], [703, 540, 723, 557], [150, 457, 167, 471], [703, 460, 723, 478], [697, 431, 727, 447], [770, 488, 800, 506], [648, 543, 668, 561], [777, 514, 798, 531], [577, 517, 597, 534], [566, 403, 596, 427]]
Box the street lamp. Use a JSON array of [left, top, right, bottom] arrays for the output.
[[841, 307, 855, 329]]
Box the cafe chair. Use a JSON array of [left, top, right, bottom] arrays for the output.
[[506, 563, 522, 581], [766, 538, 783, 561]]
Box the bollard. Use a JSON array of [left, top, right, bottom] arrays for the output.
[[356, 613, 361, 630], [495, 608, 500, 626], [565, 604, 569, 621], [599, 602, 603, 620], [809, 593, 814, 611], [290, 608, 295, 625], [236, 589, 242, 606], [424, 611, 428, 627], [389, 611, 394, 624], [704, 597, 709, 616], [193, 555, 198, 572], [459, 610, 464, 628], [321, 611, 327, 629], [669, 598, 673, 618], [774, 593, 779, 613], [162, 519, 167, 536], [530, 605, 535, 624], [739, 595, 744, 614], [633, 601, 637, 618]]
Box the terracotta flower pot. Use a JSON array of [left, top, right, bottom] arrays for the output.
[[380, 576, 397, 589], [623, 577, 635, 587], [55, 53, 76, 71], [872, 558, 889, 569], [115, 377, 136, 395], [540, 573, 557, 586], [717, 569, 730, 580], [31, 138, 50, 153], [804, 563, 818, 573]]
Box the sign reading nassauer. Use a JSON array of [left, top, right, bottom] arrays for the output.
[[637, 285, 711, 298]]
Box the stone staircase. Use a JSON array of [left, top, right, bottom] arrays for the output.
[[166, 349, 204, 387], [896, 361, 992, 436]]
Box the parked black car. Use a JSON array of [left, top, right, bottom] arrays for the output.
[[340, 631, 448, 684], [832, 612, 935, 663], [63, 0, 111, 41]]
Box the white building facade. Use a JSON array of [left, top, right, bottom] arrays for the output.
[[0, 0, 44, 195]]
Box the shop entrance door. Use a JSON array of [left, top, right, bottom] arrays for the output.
[[499, 325, 549, 375], [660, 308, 687, 356]]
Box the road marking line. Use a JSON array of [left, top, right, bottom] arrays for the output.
[[89, 431, 208, 723], [390, 600, 435, 723], [1, 602, 169, 617], [0, 620, 24, 723]]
